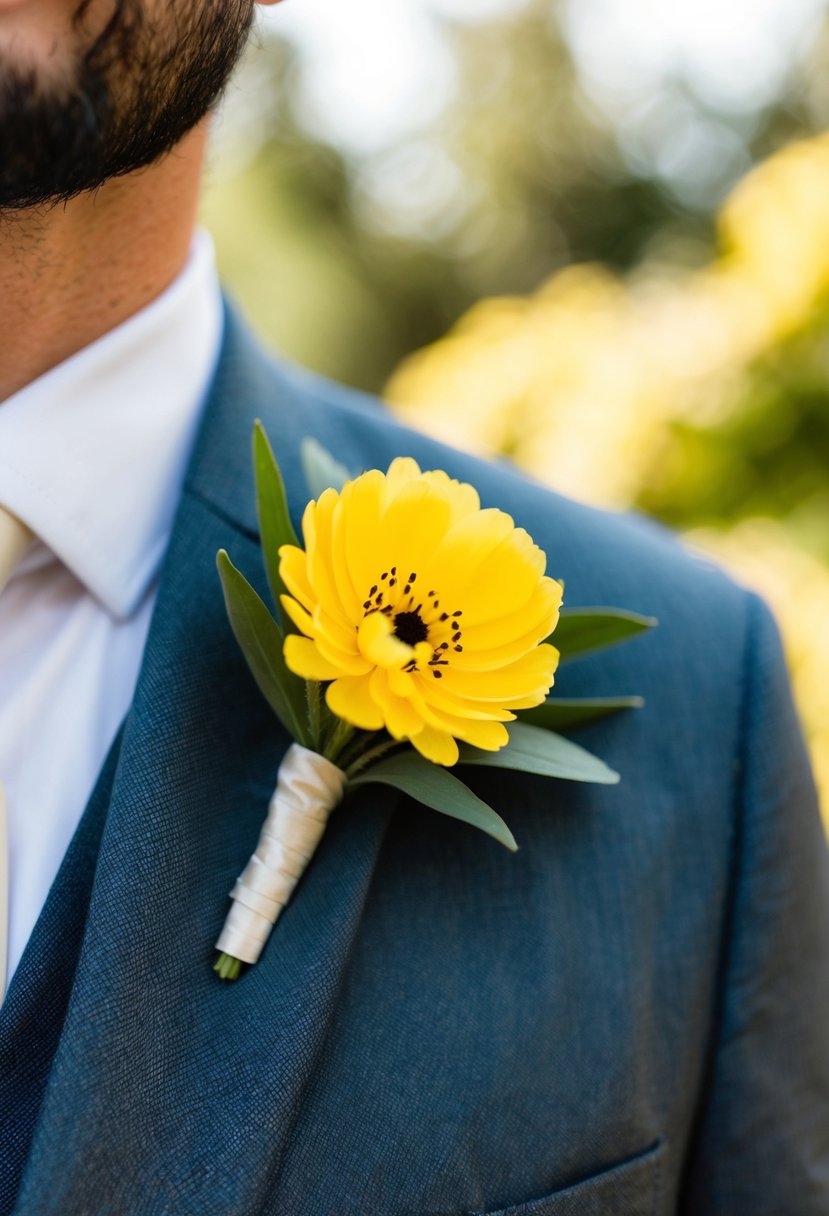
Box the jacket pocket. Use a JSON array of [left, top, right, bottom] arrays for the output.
[[476, 1140, 664, 1216]]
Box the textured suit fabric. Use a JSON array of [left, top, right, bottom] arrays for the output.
[[2, 303, 827, 1215], [0, 729, 123, 1211]]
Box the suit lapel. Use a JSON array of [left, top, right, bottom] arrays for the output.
[[15, 307, 397, 1215]]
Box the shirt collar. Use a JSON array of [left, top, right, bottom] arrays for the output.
[[0, 230, 224, 619]]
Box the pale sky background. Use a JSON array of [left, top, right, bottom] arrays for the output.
[[255, 0, 826, 145], [213, 0, 829, 223]]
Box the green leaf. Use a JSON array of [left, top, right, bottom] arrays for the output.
[[217, 549, 311, 747], [519, 696, 644, 731], [458, 721, 619, 785], [348, 750, 518, 851], [551, 606, 657, 663], [301, 437, 351, 500], [253, 420, 300, 624]]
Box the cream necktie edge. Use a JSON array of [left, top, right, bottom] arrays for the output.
[[0, 504, 34, 999], [0, 504, 33, 597]]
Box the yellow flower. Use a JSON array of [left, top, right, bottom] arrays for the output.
[[281, 458, 562, 766]]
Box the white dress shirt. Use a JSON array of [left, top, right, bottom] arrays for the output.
[[0, 231, 224, 987]]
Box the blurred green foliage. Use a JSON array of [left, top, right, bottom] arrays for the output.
[[638, 303, 829, 551]]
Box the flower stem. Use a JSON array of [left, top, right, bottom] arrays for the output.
[[306, 680, 323, 750], [336, 730, 375, 772], [345, 738, 404, 780], [214, 952, 244, 982], [323, 718, 356, 766]]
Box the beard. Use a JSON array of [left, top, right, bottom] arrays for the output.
[[0, 0, 255, 211]]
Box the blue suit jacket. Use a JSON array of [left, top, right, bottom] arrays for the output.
[[1, 304, 827, 1215]]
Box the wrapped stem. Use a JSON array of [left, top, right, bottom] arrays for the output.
[[215, 743, 346, 969]]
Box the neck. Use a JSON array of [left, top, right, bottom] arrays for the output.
[[0, 123, 209, 403]]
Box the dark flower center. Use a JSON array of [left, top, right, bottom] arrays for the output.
[[393, 611, 429, 646], [362, 567, 464, 677]]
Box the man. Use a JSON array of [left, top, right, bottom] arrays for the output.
[[0, 3, 827, 1213]]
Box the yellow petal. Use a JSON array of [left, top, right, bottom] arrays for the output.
[[357, 610, 414, 669], [283, 597, 369, 675], [455, 719, 510, 752], [384, 456, 423, 499], [341, 470, 387, 604], [433, 520, 547, 625], [330, 495, 362, 620], [313, 631, 373, 676], [387, 664, 417, 698], [279, 544, 314, 609], [411, 694, 512, 745], [422, 469, 481, 522], [410, 673, 517, 721], [413, 640, 433, 668], [305, 487, 352, 626], [369, 668, 424, 739], [281, 594, 316, 639], [326, 675, 385, 731], [430, 509, 516, 592], [451, 578, 562, 671], [442, 644, 559, 704], [411, 725, 459, 766], [284, 635, 342, 681], [312, 604, 361, 656], [376, 480, 453, 578]]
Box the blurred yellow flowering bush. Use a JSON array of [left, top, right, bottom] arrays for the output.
[[687, 521, 829, 823], [387, 133, 829, 824]]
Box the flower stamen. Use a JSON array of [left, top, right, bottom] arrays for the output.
[[361, 567, 465, 675]]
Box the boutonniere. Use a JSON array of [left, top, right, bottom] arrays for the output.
[[213, 424, 656, 980]]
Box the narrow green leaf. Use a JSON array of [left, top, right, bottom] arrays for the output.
[[348, 750, 518, 851], [301, 437, 351, 500], [458, 721, 619, 785], [253, 420, 300, 623], [217, 550, 311, 747], [519, 696, 644, 731], [551, 606, 657, 663]]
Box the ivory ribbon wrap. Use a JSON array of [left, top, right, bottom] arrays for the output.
[[216, 744, 346, 965]]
